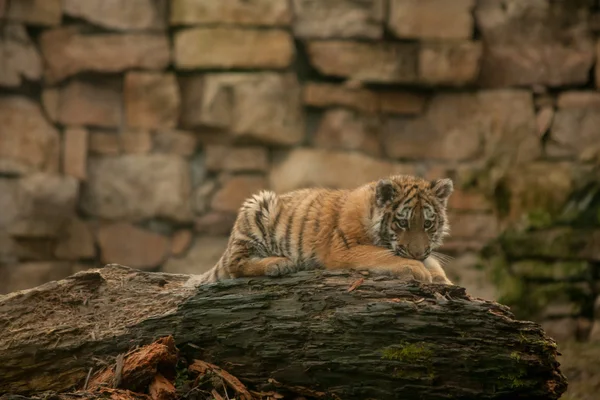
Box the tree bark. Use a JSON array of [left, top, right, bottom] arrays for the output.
[[0, 264, 567, 399]]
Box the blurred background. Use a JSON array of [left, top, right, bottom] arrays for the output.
[[1, 0, 600, 397]]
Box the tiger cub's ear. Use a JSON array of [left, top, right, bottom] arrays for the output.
[[376, 179, 396, 207], [430, 178, 454, 204]]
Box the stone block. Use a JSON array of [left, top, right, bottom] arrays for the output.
[[174, 27, 293, 69], [0, 96, 60, 175], [40, 27, 170, 83], [549, 108, 600, 160], [0, 262, 73, 294], [388, 0, 475, 39], [163, 237, 228, 275], [153, 130, 198, 156], [447, 212, 499, 240], [6, 0, 61, 26], [476, 0, 594, 87], [303, 82, 426, 115], [62, 127, 88, 180], [54, 218, 95, 260], [63, 0, 166, 31], [88, 132, 120, 156], [0, 23, 42, 87], [418, 41, 482, 86], [211, 175, 268, 213], [557, 91, 600, 109], [205, 146, 269, 172], [196, 73, 304, 145], [170, 0, 291, 26], [170, 229, 192, 256], [97, 222, 169, 270], [120, 129, 152, 154], [270, 148, 414, 193], [383, 90, 538, 165], [307, 41, 418, 83], [8, 173, 79, 238], [447, 189, 491, 211], [124, 72, 180, 130], [81, 154, 192, 222], [500, 228, 600, 261], [45, 79, 123, 128], [195, 212, 236, 236], [312, 108, 382, 157], [292, 0, 384, 39]]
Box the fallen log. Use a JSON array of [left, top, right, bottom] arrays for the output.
[[0, 264, 567, 399]]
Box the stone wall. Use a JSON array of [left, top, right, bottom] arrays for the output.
[[1, 0, 600, 332]]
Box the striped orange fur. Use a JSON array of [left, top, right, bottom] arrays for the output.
[[192, 175, 454, 285]]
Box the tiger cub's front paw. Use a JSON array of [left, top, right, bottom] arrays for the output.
[[265, 259, 298, 277]]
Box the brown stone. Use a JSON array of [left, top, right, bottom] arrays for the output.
[[88, 132, 120, 155], [97, 222, 169, 270], [0, 96, 60, 175], [205, 146, 269, 172], [0, 23, 42, 87], [439, 239, 485, 254], [10, 237, 57, 262], [292, 0, 384, 39], [0, 179, 20, 230], [548, 108, 600, 160], [0, 262, 73, 294], [125, 72, 180, 130], [153, 130, 198, 156], [307, 41, 418, 83], [384, 90, 538, 165], [447, 212, 498, 240], [62, 127, 88, 180], [498, 162, 579, 222], [476, 0, 595, 87], [170, 0, 291, 26], [211, 175, 268, 213], [120, 129, 152, 154], [418, 41, 482, 85], [302, 82, 426, 115], [388, 0, 475, 39], [270, 148, 414, 193], [54, 218, 95, 260], [557, 91, 600, 109], [81, 155, 192, 222], [197, 73, 304, 145], [170, 229, 192, 256], [313, 109, 382, 157], [195, 212, 236, 236], [541, 318, 579, 343], [447, 189, 491, 211], [8, 173, 79, 238], [63, 0, 166, 31], [163, 237, 228, 275], [40, 27, 170, 83], [49, 79, 123, 128], [536, 106, 554, 137], [443, 253, 497, 301], [174, 27, 293, 70], [6, 0, 61, 26]]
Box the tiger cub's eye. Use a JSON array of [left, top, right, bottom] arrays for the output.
[[424, 220, 432, 229], [396, 219, 408, 229]]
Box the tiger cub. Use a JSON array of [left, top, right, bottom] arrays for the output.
[[191, 174, 454, 286]]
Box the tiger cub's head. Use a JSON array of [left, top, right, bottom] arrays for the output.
[[372, 175, 453, 261]]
